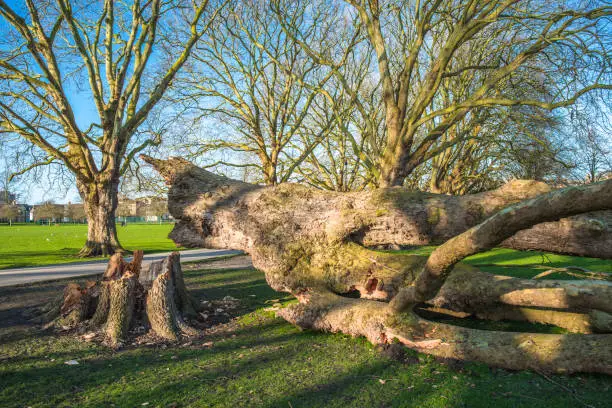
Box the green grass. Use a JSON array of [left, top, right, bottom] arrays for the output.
[[0, 223, 181, 269], [394, 246, 612, 279], [0, 251, 610, 408]]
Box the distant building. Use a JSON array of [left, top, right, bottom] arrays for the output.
[[31, 202, 65, 223], [0, 190, 17, 205], [3, 196, 171, 224], [117, 196, 171, 223], [29, 202, 87, 223]]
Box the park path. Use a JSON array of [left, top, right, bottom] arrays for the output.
[[0, 248, 241, 287]]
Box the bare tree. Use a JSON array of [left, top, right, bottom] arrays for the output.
[[0, 0, 224, 255], [0, 204, 19, 225], [33, 200, 63, 224], [278, 1, 610, 187], [354, 0, 610, 186], [295, 44, 385, 191], [569, 105, 612, 183], [66, 203, 86, 223], [180, 0, 359, 185]]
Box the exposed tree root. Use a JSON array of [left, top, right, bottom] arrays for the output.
[[49, 251, 200, 347]]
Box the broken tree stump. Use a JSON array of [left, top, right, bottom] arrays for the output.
[[51, 250, 200, 346]]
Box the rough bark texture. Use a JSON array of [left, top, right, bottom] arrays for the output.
[[105, 274, 137, 346], [52, 250, 199, 346], [279, 291, 612, 375], [144, 156, 612, 374], [144, 252, 200, 340], [390, 179, 612, 310], [77, 179, 124, 257], [144, 156, 612, 259]]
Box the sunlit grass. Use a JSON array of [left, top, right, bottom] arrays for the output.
[[393, 246, 611, 279], [0, 223, 181, 269]]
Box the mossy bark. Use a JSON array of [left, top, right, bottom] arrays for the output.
[[142, 155, 612, 260], [144, 156, 612, 374]]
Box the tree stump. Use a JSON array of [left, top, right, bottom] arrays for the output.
[[51, 251, 200, 346]]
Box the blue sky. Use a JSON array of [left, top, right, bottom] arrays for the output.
[[3, 78, 100, 204]]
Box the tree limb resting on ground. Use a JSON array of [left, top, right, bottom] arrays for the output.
[[143, 155, 612, 374]]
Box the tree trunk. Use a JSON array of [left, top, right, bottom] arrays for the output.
[[143, 155, 612, 259], [378, 123, 408, 188], [77, 179, 124, 257], [49, 251, 200, 347], [143, 155, 612, 374]]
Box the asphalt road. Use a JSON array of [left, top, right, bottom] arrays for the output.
[[0, 248, 241, 287]]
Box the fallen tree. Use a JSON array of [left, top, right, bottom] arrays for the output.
[[143, 156, 612, 374], [49, 251, 200, 347]]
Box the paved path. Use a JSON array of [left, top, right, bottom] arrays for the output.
[[0, 248, 241, 287]]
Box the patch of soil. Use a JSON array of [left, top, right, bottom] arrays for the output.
[[0, 276, 100, 341]]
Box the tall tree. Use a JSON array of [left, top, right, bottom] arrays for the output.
[[296, 43, 385, 191], [0, 0, 224, 255], [181, 0, 358, 185], [347, 0, 610, 186], [569, 105, 612, 183], [279, 1, 610, 187]]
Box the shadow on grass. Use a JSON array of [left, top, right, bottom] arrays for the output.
[[1, 264, 611, 407]]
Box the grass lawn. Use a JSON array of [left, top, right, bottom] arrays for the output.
[[0, 250, 610, 408], [396, 246, 612, 278], [0, 223, 181, 269]]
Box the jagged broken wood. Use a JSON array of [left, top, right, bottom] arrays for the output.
[[52, 250, 200, 346], [143, 155, 612, 374]]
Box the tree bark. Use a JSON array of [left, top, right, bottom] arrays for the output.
[[143, 156, 612, 374], [77, 178, 124, 257], [50, 251, 199, 347], [400, 180, 612, 307], [143, 155, 612, 259], [279, 290, 612, 375]]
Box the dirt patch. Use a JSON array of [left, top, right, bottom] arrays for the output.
[[0, 275, 100, 342]]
